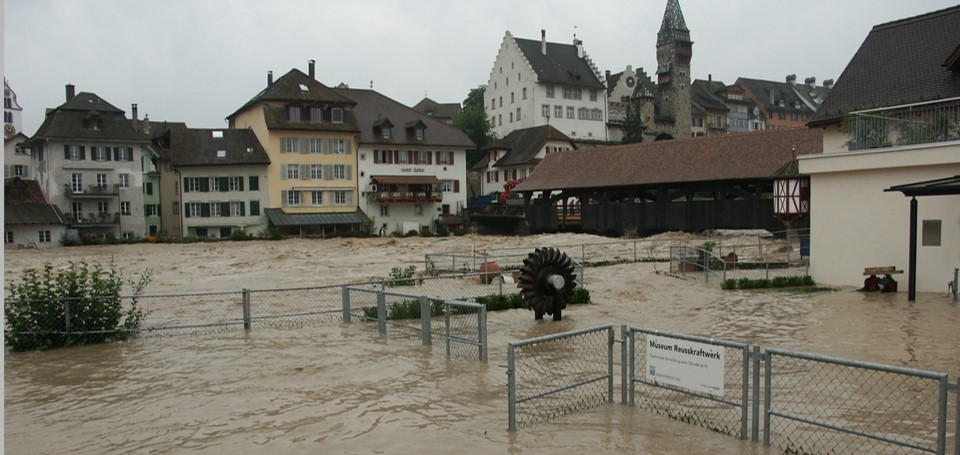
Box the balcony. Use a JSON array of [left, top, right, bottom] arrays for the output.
[[64, 183, 120, 198], [846, 97, 960, 151], [66, 212, 120, 226], [372, 191, 443, 203]]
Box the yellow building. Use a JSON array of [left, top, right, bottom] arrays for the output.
[[227, 62, 368, 236]]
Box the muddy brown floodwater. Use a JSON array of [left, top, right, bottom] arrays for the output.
[[4, 234, 959, 454]]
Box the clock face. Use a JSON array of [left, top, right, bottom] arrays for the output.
[[4, 123, 14, 138]]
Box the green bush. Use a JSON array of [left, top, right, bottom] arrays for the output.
[[4, 261, 152, 351], [572, 287, 591, 304], [387, 266, 423, 287], [404, 229, 419, 237], [722, 275, 816, 290], [229, 230, 253, 241], [452, 228, 467, 236]]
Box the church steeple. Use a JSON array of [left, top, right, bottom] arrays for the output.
[[655, 0, 693, 138]]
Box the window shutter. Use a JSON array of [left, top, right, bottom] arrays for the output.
[[346, 191, 353, 205], [64, 145, 70, 159], [105, 147, 112, 161], [200, 203, 211, 217], [184, 203, 191, 218], [249, 176, 259, 190], [323, 165, 334, 181], [112, 147, 119, 161], [183, 177, 190, 192], [281, 191, 288, 207], [449, 152, 454, 165], [220, 202, 229, 216], [280, 165, 287, 180], [373, 150, 380, 164], [79, 146, 86, 160], [200, 178, 210, 192], [219, 177, 229, 192], [393, 150, 399, 163], [250, 200, 260, 216], [428, 152, 433, 165], [238, 179, 244, 191], [239, 203, 245, 216], [345, 165, 352, 180], [454, 180, 460, 193], [300, 164, 309, 180]]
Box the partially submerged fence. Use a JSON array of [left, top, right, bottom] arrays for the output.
[[508, 324, 958, 454], [507, 325, 615, 432]]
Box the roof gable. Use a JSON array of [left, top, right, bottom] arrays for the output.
[[809, 6, 960, 125], [513, 37, 604, 89], [515, 128, 823, 192], [228, 68, 356, 121], [4, 177, 66, 225], [165, 128, 270, 167], [488, 125, 574, 167], [28, 91, 146, 144]]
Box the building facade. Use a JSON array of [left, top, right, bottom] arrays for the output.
[[227, 63, 368, 236], [476, 125, 575, 196], [801, 5, 960, 294], [23, 85, 153, 240], [154, 128, 270, 238], [486, 30, 607, 141], [335, 87, 474, 234], [4, 177, 67, 249]]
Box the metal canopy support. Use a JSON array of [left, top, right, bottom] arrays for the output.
[[908, 197, 917, 301]]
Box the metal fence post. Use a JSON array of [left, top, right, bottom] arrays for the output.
[[242, 289, 251, 331], [752, 345, 762, 443], [763, 351, 772, 447], [420, 296, 431, 346], [444, 302, 451, 357], [478, 305, 488, 363], [377, 291, 386, 335], [621, 325, 629, 404], [937, 376, 948, 455], [508, 343, 517, 432], [953, 377, 959, 455], [607, 326, 615, 403], [64, 298, 71, 333], [341, 286, 350, 323]]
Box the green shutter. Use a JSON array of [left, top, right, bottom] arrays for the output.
[[79, 146, 86, 160], [64, 145, 70, 159], [184, 203, 191, 218], [183, 177, 190, 192], [200, 203, 211, 217], [219, 177, 229, 192], [239, 203, 245, 216], [249, 176, 258, 191], [250, 200, 260, 216], [199, 178, 210, 192], [237, 178, 244, 191], [220, 202, 229, 216]]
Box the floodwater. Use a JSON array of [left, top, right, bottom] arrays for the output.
[[5, 262, 959, 454]]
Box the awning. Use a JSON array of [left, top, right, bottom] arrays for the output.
[[885, 175, 960, 197], [264, 208, 371, 227], [371, 175, 441, 185]]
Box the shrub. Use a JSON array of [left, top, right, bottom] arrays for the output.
[[4, 261, 152, 351], [572, 287, 591, 304], [723, 275, 817, 290], [229, 230, 253, 241], [387, 266, 423, 287], [404, 229, 419, 237], [435, 226, 449, 237], [453, 228, 467, 236]]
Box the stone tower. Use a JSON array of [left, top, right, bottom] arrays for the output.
[[655, 0, 693, 138]]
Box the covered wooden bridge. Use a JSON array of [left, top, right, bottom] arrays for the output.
[[512, 128, 823, 236]]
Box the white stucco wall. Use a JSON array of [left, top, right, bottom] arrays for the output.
[[798, 141, 960, 292]]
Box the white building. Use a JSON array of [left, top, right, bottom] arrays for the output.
[[486, 30, 607, 142], [801, 6, 960, 295], [475, 125, 575, 196], [335, 87, 474, 234], [4, 78, 31, 179], [23, 85, 154, 240]]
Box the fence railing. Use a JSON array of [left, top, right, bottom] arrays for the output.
[[669, 244, 809, 284], [507, 325, 615, 432], [626, 327, 750, 440], [847, 97, 960, 151], [509, 324, 957, 454], [764, 347, 950, 454]]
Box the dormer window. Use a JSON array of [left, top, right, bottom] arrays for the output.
[[84, 111, 102, 131], [382, 126, 392, 139], [310, 107, 323, 122], [415, 127, 424, 140], [288, 105, 302, 121], [331, 107, 344, 123]]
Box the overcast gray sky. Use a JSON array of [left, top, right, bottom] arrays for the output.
[[4, 0, 957, 134]]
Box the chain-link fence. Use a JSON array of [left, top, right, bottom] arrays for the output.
[[669, 244, 810, 285], [626, 327, 750, 440], [764, 347, 950, 455], [507, 325, 615, 432]]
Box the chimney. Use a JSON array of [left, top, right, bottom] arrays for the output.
[[708, 74, 712, 82], [65, 84, 75, 101], [575, 39, 583, 59], [804, 77, 816, 88], [823, 79, 834, 89], [308, 59, 316, 79], [786, 74, 796, 86], [541, 29, 547, 55], [267, 71, 274, 86], [605, 70, 611, 81], [132, 103, 138, 121]]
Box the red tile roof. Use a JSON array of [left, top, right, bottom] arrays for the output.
[[514, 128, 823, 192]]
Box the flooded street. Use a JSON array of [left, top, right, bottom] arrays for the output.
[[5, 236, 959, 453]]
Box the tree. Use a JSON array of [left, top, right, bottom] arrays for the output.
[[452, 85, 496, 167], [621, 102, 646, 144]]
